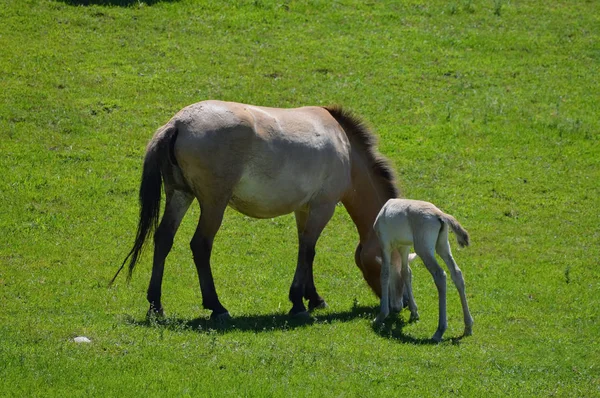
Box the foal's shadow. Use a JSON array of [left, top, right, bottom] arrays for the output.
[[372, 317, 468, 346], [371, 317, 437, 345]]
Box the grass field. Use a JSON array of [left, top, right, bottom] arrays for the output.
[[1, 0, 599, 396]]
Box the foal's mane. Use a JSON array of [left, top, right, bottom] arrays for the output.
[[324, 106, 399, 200]]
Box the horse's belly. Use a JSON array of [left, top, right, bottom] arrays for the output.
[[229, 175, 314, 218]]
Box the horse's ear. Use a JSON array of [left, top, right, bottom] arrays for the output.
[[375, 256, 382, 265]]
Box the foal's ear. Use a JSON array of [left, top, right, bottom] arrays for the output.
[[375, 256, 382, 265], [408, 253, 418, 263]]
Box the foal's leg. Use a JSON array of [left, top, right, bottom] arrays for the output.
[[147, 189, 193, 317], [190, 199, 230, 320], [398, 246, 419, 322], [390, 251, 419, 314], [436, 226, 474, 336], [290, 204, 335, 316], [415, 238, 447, 342]]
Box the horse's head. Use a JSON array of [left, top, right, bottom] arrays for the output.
[[354, 242, 383, 297], [354, 242, 418, 301]]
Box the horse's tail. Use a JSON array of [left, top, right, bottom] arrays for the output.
[[109, 122, 178, 286], [440, 212, 470, 248]]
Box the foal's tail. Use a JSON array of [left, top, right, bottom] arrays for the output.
[[109, 122, 178, 286], [440, 213, 470, 248]]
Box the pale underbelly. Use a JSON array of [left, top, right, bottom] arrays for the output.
[[228, 178, 315, 219], [227, 197, 301, 219]]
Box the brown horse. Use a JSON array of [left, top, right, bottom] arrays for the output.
[[111, 100, 402, 320]]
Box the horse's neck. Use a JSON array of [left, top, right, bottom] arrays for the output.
[[341, 157, 392, 245]]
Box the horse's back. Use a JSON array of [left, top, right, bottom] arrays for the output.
[[171, 101, 352, 217], [173, 100, 338, 135]]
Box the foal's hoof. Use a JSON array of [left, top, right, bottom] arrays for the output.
[[431, 332, 444, 343], [463, 325, 473, 337], [390, 306, 402, 315], [402, 296, 410, 309], [372, 314, 386, 326], [210, 311, 231, 322], [409, 312, 420, 323]]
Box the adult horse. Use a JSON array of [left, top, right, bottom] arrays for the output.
[[111, 100, 401, 320]]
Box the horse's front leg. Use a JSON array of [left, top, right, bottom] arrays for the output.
[[389, 250, 403, 313], [288, 243, 316, 316], [374, 246, 392, 324], [190, 201, 230, 320], [302, 245, 328, 311], [290, 205, 335, 316]]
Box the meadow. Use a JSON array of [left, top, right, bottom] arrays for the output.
[[1, 0, 599, 396]]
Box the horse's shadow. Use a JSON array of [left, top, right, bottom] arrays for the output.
[[125, 305, 453, 345], [57, 0, 181, 6], [126, 305, 375, 334]]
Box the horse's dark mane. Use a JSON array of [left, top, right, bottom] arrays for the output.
[[324, 105, 399, 199]]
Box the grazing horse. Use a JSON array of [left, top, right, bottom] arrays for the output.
[[111, 100, 403, 320], [373, 198, 474, 342]]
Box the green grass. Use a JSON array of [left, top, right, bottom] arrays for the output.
[[1, 0, 599, 396]]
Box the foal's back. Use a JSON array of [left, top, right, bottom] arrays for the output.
[[374, 199, 446, 248]]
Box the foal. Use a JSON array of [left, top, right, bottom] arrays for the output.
[[373, 199, 474, 342]]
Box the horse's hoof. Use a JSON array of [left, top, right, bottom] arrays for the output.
[[409, 312, 420, 323], [290, 310, 313, 321], [211, 311, 231, 322], [289, 303, 308, 317], [308, 299, 328, 312], [146, 306, 164, 320]]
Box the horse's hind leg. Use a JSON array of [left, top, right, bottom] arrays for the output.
[[290, 204, 335, 315], [147, 189, 193, 317], [389, 250, 402, 313], [436, 227, 474, 336], [190, 199, 230, 320]]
